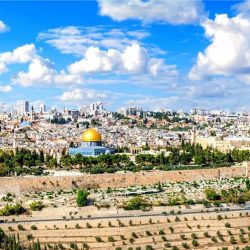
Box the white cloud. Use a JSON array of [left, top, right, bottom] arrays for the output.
[[148, 58, 178, 77], [0, 44, 37, 74], [0, 85, 12, 92], [0, 44, 36, 64], [98, 0, 204, 24], [68, 46, 121, 74], [233, 0, 250, 16], [13, 56, 84, 87], [189, 13, 250, 82], [68, 43, 178, 78], [38, 26, 151, 56], [122, 44, 147, 73], [0, 43, 83, 86], [126, 96, 179, 110], [2, 42, 164, 87], [13, 58, 56, 87], [0, 62, 7, 74], [59, 88, 107, 103], [38, 26, 177, 83], [0, 20, 9, 33], [54, 71, 83, 85]]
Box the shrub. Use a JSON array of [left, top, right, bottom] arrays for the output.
[[191, 233, 198, 239], [175, 216, 180, 222], [132, 232, 138, 238], [204, 188, 221, 201], [95, 236, 103, 242], [230, 236, 237, 244], [217, 215, 222, 220], [76, 189, 89, 207], [0, 204, 26, 216], [58, 243, 65, 250], [180, 234, 187, 240], [240, 234, 247, 243], [129, 238, 135, 244], [82, 243, 89, 250], [108, 236, 115, 242], [164, 242, 171, 248], [120, 235, 126, 240], [182, 243, 190, 249], [192, 239, 199, 247], [225, 223, 231, 228], [17, 224, 25, 231], [30, 201, 44, 211], [69, 242, 78, 249], [204, 231, 210, 237], [161, 236, 167, 241], [211, 236, 217, 242], [27, 234, 33, 241], [86, 222, 92, 228], [123, 196, 151, 211], [31, 225, 37, 230], [172, 246, 179, 250], [159, 230, 165, 235]]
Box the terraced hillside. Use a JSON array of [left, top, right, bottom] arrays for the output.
[[1, 211, 250, 250]]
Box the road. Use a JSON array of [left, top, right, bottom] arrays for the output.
[[1, 206, 249, 225]]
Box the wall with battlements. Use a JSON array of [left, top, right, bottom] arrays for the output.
[[0, 164, 249, 195]]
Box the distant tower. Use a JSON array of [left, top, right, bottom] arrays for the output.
[[31, 105, 34, 121], [39, 104, 46, 114]]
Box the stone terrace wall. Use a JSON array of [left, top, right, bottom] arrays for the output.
[[0, 165, 249, 195]]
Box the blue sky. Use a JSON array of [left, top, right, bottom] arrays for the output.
[[0, 0, 250, 112]]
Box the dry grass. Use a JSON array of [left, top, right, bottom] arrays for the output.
[[2, 211, 250, 249]]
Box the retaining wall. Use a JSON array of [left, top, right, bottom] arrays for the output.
[[0, 165, 249, 195]]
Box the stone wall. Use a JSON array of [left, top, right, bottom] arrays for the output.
[[0, 165, 249, 195]]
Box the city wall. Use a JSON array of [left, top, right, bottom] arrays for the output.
[[0, 165, 249, 195]]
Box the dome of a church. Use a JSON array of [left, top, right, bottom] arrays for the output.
[[82, 128, 102, 142]]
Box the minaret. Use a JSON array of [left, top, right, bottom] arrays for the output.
[[31, 105, 34, 121]]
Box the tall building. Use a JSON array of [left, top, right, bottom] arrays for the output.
[[16, 100, 29, 115], [39, 104, 46, 114], [80, 102, 105, 116], [117, 106, 143, 117]]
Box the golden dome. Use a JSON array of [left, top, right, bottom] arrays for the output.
[[82, 128, 102, 142]]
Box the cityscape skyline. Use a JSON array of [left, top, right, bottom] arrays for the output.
[[1, 2, 250, 249], [1, 1, 250, 111]]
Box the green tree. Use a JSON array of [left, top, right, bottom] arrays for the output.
[[76, 189, 89, 207]]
